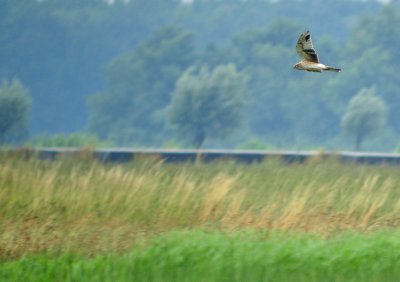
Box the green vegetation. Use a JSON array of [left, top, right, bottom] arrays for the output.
[[3, 1, 400, 277], [342, 87, 388, 151], [80, 3, 400, 150], [236, 137, 276, 150], [2, 230, 400, 282], [2, 155, 400, 280], [169, 64, 247, 148], [88, 26, 195, 145], [0, 79, 31, 144], [28, 133, 111, 148], [2, 1, 400, 150]]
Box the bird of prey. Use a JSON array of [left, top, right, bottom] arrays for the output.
[[293, 31, 341, 72]]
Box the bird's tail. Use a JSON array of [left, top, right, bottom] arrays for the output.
[[325, 66, 341, 72]]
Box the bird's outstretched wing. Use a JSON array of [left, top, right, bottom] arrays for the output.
[[296, 31, 319, 63]]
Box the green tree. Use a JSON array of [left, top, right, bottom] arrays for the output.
[[336, 4, 400, 134], [88, 26, 195, 146], [341, 88, 388, 151], [0, 79, 31, 144], [224, 21, 300, 143], [169, 64, 247, 148]]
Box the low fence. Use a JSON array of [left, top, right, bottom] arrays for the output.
[[26, 148, 400, 165]]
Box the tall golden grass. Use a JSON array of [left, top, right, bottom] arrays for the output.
[[1, 155, 400, 259]]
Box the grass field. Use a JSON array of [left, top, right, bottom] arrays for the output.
[[1, 153, 400, 280], [2, 230, 400, 282]]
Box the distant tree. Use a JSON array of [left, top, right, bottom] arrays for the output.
[[88, 26, 196, 146], [169, 64, 247, 148], [0, 79, 31, 144], [226, 21, 304, 141], [341, 88, 388, 151]]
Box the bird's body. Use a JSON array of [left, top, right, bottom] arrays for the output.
[[295, 61, 340, 72], [294, 31, 341, 73]]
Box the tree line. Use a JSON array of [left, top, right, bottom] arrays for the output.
[[0, 0, 398, 151]]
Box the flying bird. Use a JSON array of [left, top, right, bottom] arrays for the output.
[[293, 31, 341, 73]]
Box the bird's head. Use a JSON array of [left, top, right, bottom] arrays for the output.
[[293, 63, 300, 70]]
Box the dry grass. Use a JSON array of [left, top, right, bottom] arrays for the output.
[[1, 155, 400, 259]]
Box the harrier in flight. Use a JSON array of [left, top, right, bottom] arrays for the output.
[[293, 31, 341, 72]]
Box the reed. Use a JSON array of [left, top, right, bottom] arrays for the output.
[[1, 155, 400, 259]]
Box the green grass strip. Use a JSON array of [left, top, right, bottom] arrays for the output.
[[2, 230, 400, 282]]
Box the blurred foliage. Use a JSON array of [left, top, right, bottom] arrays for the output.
[[341, 87, 388, 151], [236, 137, 276, 151], [88, 26, 196, 146], [3, 231, 400, 281], [1, 1, 400, 150], [0, 79, 31, 144], [169, 64, 247, 148], [161, 139, 182, 149], [28, 133, 111, 148]]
